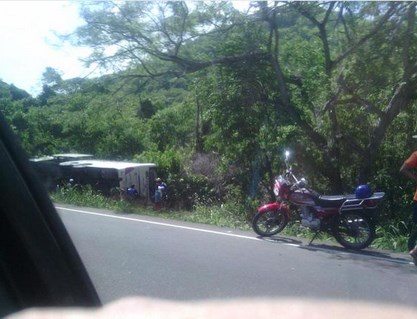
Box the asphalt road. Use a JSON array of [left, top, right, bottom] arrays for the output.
[[57, 204, 417, 307]]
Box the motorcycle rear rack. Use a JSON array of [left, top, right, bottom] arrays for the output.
[[339, 192, 385, 212]]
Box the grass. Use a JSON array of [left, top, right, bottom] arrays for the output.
[[50, 185, 410, 253], [52, 185, 154, 215], [373, 221, 411, 252]]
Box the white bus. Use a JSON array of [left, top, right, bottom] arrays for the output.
[[59, 160, 157, 200]]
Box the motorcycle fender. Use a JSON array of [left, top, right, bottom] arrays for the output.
[[258, 203, 290, 219]]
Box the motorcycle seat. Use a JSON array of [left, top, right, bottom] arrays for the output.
[[316, 195, 352, 207]]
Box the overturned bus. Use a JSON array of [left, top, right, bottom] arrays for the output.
[[30, 153, 94, 190], [59, 160, 157, 200]]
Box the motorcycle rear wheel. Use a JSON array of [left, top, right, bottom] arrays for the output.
[[332, 211, 375, 250], [252, 209, 288, 237]]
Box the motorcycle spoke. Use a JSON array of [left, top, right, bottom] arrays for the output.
[[333, 212, 375, 250], [252, 209, 288, 236]]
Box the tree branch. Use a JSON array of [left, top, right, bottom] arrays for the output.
[[332, 4, 399, 68]]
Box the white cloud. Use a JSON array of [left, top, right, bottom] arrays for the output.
[[0, 1, 92, 96]]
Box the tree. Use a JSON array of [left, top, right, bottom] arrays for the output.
[[37, 67, 63, 105], [41, 67, 63, 87], [67, 1, 417, 194], [256, 1, 417, 191], [71, 2, 264, 78]]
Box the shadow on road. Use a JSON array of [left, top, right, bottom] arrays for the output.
[[256, 233, 412, 266], [256, 235, 303, 246], [300, 242, 411, 266]]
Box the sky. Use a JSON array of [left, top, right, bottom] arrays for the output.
[[0, 1, 93, 96], [0, 1, 251, 97]]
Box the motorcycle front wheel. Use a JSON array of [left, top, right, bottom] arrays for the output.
[[252, 209, 289, 237], [332, 211, 375, 250]]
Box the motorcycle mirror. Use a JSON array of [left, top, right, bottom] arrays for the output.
[[284, 150, 290, 160], [284, 151, 291, 170]]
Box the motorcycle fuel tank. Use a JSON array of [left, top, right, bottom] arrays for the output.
[[289, 189, 316, 206]]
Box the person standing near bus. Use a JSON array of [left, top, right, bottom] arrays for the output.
[[154, 178, 168, 210], [127, 184, 139, 201]]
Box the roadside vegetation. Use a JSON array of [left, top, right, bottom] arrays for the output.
[[2, 2, 417, 254], [50, 185, 411, 253]]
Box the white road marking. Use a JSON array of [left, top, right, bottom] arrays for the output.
[[56, 206, 411, 265], [56, 206, 264, 242]]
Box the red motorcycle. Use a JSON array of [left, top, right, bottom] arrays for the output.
[[252, 151, 385, 250]]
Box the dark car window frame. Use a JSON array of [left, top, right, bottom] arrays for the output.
[[0, 113, 100, 316]]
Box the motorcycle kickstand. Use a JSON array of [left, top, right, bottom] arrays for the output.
[[308, 231, 320, 245]]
